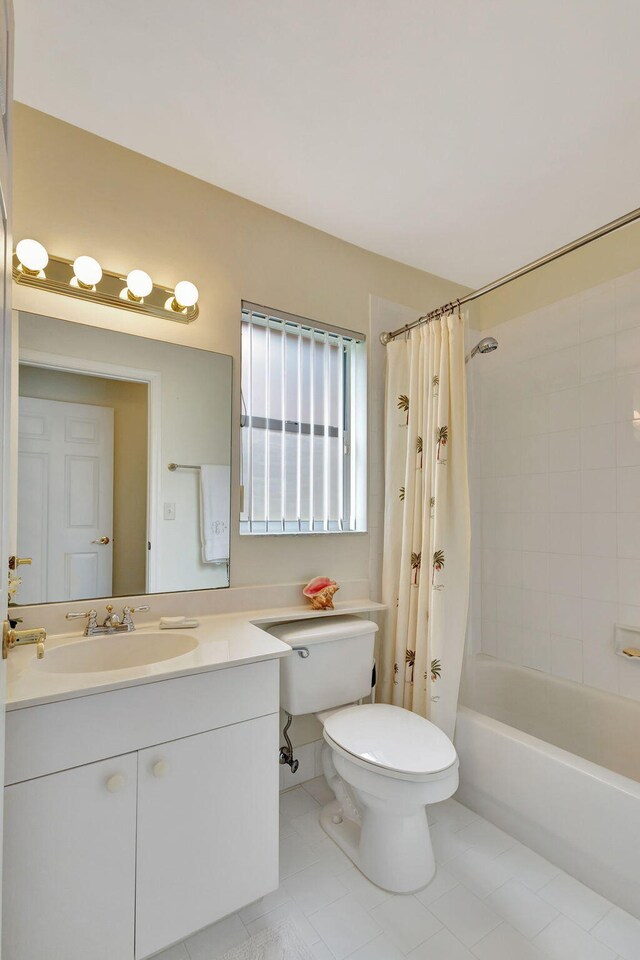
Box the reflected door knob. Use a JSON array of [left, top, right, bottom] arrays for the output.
[[106, 774, 125, 793], [91, 536, 110, 545], [152, 760, 169, 778]]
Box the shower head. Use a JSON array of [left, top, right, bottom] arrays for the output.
[[467, 336, 498, 361]]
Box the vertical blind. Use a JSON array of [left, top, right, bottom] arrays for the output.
[[240, 303, 364, 534]]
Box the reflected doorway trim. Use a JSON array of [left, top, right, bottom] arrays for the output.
[[18, 346, 162, 594]]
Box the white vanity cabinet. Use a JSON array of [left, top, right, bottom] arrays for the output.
[[3, 753, 138, 960], [3, 659, 280, 960], [136, 715, 278, 958]]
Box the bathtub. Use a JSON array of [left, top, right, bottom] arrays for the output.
[[455, 655, 640, 919]]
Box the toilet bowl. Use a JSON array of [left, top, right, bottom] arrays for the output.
[[317, 702, 458, 892], [267, 615, 459, 893]]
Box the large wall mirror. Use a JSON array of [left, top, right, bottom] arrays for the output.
[[15, 313, 232, 605]]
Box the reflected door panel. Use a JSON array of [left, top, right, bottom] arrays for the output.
[[18, 397, 114, 603]]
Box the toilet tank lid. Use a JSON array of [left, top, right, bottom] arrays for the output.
[[266, 615, 378, 645]]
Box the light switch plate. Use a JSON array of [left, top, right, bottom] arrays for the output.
[[163, 502, 176, 520]]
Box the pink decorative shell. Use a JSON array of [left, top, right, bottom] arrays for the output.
[[303, 576, 340, 609]]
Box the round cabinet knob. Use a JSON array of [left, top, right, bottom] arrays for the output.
[[106, 774, 125, 793], [152, 760, 169, 778]]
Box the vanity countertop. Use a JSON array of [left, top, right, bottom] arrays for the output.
[[6, 599, 385, 710]]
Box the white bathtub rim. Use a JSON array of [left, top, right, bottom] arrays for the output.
[[457, 704, 640, 800]]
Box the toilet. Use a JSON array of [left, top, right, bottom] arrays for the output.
[[268, 615, 459, 893]]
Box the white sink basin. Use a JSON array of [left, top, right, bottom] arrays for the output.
[[40, 632, 199, 674]]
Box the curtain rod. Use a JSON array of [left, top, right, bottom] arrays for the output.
[[380, 205, 640, 344]]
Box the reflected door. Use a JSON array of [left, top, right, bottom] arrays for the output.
[[18, 397, 114, 602]]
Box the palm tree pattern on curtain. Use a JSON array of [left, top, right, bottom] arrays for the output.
[[380, 313, 471, 737]]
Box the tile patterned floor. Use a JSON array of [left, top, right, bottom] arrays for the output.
[[155, 778, 640, 960]]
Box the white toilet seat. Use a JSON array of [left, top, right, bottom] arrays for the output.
[[321, 702, 458, 783]]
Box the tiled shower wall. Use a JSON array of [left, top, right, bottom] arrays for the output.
[[470, 267, 640, 701]]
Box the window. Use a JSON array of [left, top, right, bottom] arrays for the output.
[[240, 302, 366, 534]]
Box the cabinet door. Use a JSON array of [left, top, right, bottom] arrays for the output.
[[3, 753, 137, 960], [136, 714, 279, 959]]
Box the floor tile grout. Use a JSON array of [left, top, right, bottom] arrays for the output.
[[159, 786, 640, 960]]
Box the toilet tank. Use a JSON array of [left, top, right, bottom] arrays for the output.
[[267, 615, 378, 716]]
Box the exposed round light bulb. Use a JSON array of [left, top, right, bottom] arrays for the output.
[[72, 255, 102, 289], [173, 280, 198, 309], [126, 269, 153, 300], [16, 239, 49, 274]]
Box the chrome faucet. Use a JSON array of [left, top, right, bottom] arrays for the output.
[[66, 604, 151, 636]]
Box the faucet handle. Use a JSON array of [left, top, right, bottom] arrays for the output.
[[66, 609, 98, 622], [66, 609, 98, 636], [122, 604, 150, 627]]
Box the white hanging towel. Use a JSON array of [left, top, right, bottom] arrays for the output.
[[199, 465, 230, 563]]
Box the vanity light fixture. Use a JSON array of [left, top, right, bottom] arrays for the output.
[[166, 280, 199, 314], [123, 269, 153, 302], [12, 243, 199, 323], [15, 238, 49, 277], [71, 255, 103, 291]]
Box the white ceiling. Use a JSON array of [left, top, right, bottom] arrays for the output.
[[13, 0, 640, 287]]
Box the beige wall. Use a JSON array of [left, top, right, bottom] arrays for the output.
[[473, 220, 640, 330], [14, 103, 468, 591], [18, 363, 148, 595]]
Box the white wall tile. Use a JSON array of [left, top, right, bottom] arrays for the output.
[[549, 429, 580, 472], [615, 326, 640, 372], [615, 271, 640, 331], [582, 642, 619, 695], [521, 628, 552, 673], [580, 287, 616, 342], [581, 513, 617, 558], [580, 424, 616, 470], [521, 474, 549, 513], [617, 513, 640, 559], [615, 371, 640, 422], [548, 514, 581, 555], [521, 552, 549, 593], [548, 472, 581, 513], [581, 555, 618, 603], [495, 549, 523, 587], [496, 586, 522, 627], [617, 465, 640, 511], [581, 468, 616, 512], [548, 594, 580, 639], [580, 598, 617, 645], [473, 270, 640, 693], [580, 335, 615, 382], [521, 435, 549, 474], [616, 420, 640, 467], [551, 635, 583, 682], [548, 387, 580, 432], [521, 395, 548, 435], [579, 378, 615, 427], [548, 555, 581, 597], [617, 558, 640, 605], [521, 590, 549, 632], [521, 514, 550, 553]]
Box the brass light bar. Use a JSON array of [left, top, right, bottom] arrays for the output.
[[12, 250, 199, 324]]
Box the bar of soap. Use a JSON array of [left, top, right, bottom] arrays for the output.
[[622, 647, 640, 658], [159, 616, 200, 629]]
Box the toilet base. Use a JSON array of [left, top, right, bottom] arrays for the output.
[[319, 797, 436, 894]]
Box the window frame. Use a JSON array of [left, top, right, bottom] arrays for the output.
[[239, 302, 367, 536]]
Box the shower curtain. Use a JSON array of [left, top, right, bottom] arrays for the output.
[[380, 313, 470, 739]]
